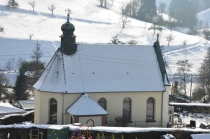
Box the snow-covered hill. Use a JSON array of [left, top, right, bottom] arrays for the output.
[[0, 0, 209, 83], [197, 8, 210, 25]]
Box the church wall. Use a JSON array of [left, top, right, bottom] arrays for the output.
[[34, 91, 81, 124], [35, 91, 169, 127], [162, 86, 170, 127], [79, 116, 102, 126], [88, 92, 163, 126], [34, 90, 41, 124]]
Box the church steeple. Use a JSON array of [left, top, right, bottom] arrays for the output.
[[60, 14, 77, 55]]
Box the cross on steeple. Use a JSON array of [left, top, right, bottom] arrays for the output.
[[65, 9, 72, 22]]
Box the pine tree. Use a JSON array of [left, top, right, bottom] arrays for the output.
[[137, 0, 156, 22], [13, 69, 29, 100], [7, 0, 19, 8]]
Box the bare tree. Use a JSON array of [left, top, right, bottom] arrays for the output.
[[199, 20, 203, 29], [0, 72, 10, 100], [29, 34, 33, 40], [29, 1, 36, 11], [174, 60, 193, 95], [165, 34, 174, 46], [48, 4, 56, 15], [16, 57, 24, 70], [98, 0, 108, 8], [5, 58, 15, 73], [119, 15, 131, 28]]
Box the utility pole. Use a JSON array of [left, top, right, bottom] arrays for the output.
[[190, 74, 193, 103]]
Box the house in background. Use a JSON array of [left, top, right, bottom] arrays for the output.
[[12, 100, 34, 111], [0, 103, 25, 118], [0, 103, 34, 125], [33, 14, 170, 127]]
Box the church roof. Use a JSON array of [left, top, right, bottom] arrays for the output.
[[67, 93, 108, 116], [33, 44, 165, 93]]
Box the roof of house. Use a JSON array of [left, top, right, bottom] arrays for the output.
[[67, 93, 108, 116], [34, 44, 166, 93], [18, 100, 34, 110], [0, 103, 25, 115]]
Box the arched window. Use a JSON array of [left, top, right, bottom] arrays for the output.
[[49, 98, 57, 123], [146, 98, 155, 121], [98, 98, 106, 110], [123, 97, 131, 122]]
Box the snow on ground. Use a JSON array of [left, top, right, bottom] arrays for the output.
[[191, 134, 210, 139], [197, 8, 210, 24], [0, 123, 210, 134], [179, 113, 210, 128], [0, 0, 210, 91]]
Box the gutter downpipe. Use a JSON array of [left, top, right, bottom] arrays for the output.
[[161, 90, 164, 127], [62, 92, 64, 125]]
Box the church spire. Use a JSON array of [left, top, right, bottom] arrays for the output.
[[60, 14, 77, 55]]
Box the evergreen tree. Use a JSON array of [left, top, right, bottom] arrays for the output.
[[7, 0, 19, 8], [137, 0, 156, 22], [169, 0, 197, 28], [13, 69, 29, 100]]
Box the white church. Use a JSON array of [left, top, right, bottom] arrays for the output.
[[33, 14, 171, 127]]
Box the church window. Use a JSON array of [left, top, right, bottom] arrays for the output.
[[123, 97, 131, 122], [98, 98, 106, 110], [49, 98, 57, 123], [146, 97, 155, 121]]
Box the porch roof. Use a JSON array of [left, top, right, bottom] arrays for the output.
[[67, 93, 108, 116]]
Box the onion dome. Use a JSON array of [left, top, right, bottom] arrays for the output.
[[60, 14, 77, 55], [61, 14, 75, 36]]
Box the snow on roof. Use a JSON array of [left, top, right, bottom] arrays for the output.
[[67, 93, 108, 116], [164, 74, 170, 86], [18, 100, 34, 110], [191, 134, 210, 139], [0, 110, 34, 120], [0, 103, 25, 114], [169, 102, 210, 107], [34, 44, 165, 93]]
